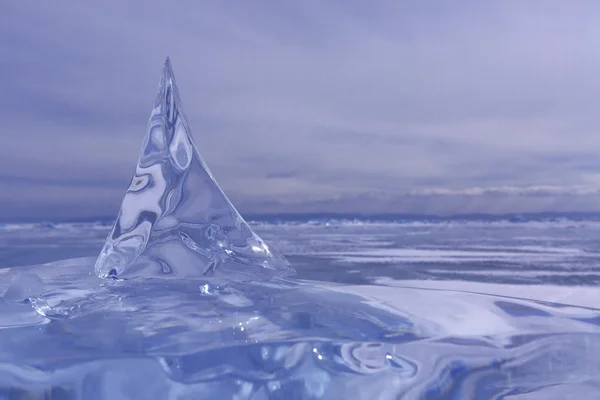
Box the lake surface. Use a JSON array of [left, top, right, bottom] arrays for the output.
[[0, 220, 599, 399]]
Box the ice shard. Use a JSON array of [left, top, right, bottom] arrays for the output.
[[94, 58, 294, 281]]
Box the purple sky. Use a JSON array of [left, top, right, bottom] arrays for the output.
[[3, 1, 600, 220]]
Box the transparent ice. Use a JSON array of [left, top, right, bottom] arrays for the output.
[[0, 60, 599, 399], [95, 58, 293, 282], [2, 220, 600, 398]]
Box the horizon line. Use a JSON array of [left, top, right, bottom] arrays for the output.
[[4, 210, 600, 224]]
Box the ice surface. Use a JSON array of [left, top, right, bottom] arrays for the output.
[[95, 58, 293, 281], [2, 222, 600, 397], [3, 273, 44, 302]]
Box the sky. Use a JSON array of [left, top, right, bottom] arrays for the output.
[[3, 1, 600, 221]]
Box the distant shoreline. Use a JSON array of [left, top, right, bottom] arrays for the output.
[[4, 212, 600, 225]]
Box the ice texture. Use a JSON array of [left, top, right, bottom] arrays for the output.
[[94, 58, 293, 281], [3, 273, 43, 302]]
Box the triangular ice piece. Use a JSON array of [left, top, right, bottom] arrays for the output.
[[95, 58, 294, 282]]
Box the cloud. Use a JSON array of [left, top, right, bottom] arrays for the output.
[[2, 1, 600, 219], [408, 185, 600, 197]]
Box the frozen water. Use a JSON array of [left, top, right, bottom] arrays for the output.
[[1, 221, 600, 398], [3, 273, 43, 302], [95, 58, 293, 282]]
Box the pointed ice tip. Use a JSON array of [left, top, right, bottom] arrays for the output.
[[94, 60, 294, 282], [163, 57, 174, 80]]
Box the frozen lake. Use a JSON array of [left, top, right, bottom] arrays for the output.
[[0, 220, 599, 399]]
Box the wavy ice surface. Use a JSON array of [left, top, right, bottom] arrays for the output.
[[1, 221, 600, 397], [95, 58, 293, 282], [2, 257, 600, 399]]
